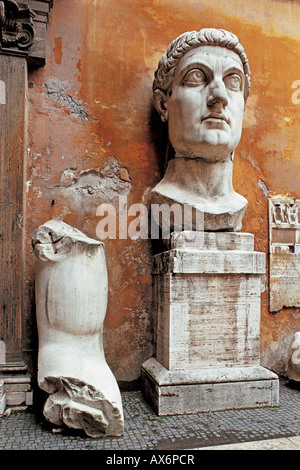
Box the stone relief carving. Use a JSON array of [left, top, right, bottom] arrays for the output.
[[269, 198, 300, 240], [269, 197, 300, 312], [32, 220, 124, 437], [151, 28, 250, 232], [0, 0, 35, 51]]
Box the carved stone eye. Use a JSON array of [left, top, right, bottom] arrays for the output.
[[182, 69, 206, 86], [224, 74, 242, 91]]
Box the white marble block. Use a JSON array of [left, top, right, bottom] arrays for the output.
[[32, 220, 124, 437], [286, 332, 300, 382], [142, 231, 279, 415], [0, 380, 6, 415]]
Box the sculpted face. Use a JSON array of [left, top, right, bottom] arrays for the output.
[[158, 45, 246, 161]]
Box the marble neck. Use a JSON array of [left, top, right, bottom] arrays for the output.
[[164, 155, 235, 199]]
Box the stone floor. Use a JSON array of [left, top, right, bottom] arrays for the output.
[[0, 379, 299, 451]]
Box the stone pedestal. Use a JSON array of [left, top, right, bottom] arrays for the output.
[[0, 363, 33, 411], [141, 231, 279, 415], [0, 341, 32, 410]]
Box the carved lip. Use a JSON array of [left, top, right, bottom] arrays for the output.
[[201, 113, 229, 125]]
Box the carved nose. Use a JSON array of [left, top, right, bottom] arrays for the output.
[[207, 80, 228, 108]]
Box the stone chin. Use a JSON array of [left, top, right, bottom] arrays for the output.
[[169, 127, 242, 162]]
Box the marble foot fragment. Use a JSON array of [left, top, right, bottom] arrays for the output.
[[32, 219, 124, 437]]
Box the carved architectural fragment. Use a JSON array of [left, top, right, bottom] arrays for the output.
[[0, 0, 52, 64], [269, 198, 300, 312], [28, 0, 53, 66], [32, 220, 124, 437], [0, 0, 35, 53]]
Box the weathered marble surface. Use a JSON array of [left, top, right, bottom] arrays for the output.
[[152, 158, 247, 232], [143, 28, 279, 416], [152, 232, 264, 371], [142, 231, 279, 415], [286, 332, 300, 382], [142, 358, 279, 416], [32, 220, 123, 437], [151, 28, 250, 232]]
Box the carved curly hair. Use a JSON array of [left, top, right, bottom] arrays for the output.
[[153, 28, 251, 102]]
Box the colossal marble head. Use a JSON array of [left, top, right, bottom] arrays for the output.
[[153, 28, 251, 161], [151, 29, 251, 232]]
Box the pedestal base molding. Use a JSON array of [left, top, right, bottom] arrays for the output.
[[0, 362, 32, 411], [142, 358, 279, 416]]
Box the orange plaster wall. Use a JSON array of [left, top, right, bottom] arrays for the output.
[[24, 0, 300, 381]]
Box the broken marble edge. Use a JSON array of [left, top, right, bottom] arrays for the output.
[[32, 219, 104, 262], [32, 219, 103, 247]]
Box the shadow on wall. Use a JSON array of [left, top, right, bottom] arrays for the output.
[[147, 102, 173, 177]]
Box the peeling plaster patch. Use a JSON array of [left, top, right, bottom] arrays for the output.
[[42, 79, 95, 121], [258, 178, 270, 197], [61, 156, 132, 200], [119, 167, 131, 183], [60, 168, 77, 187]]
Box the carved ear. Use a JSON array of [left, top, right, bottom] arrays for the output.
[[153, 89, 169, 122]]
